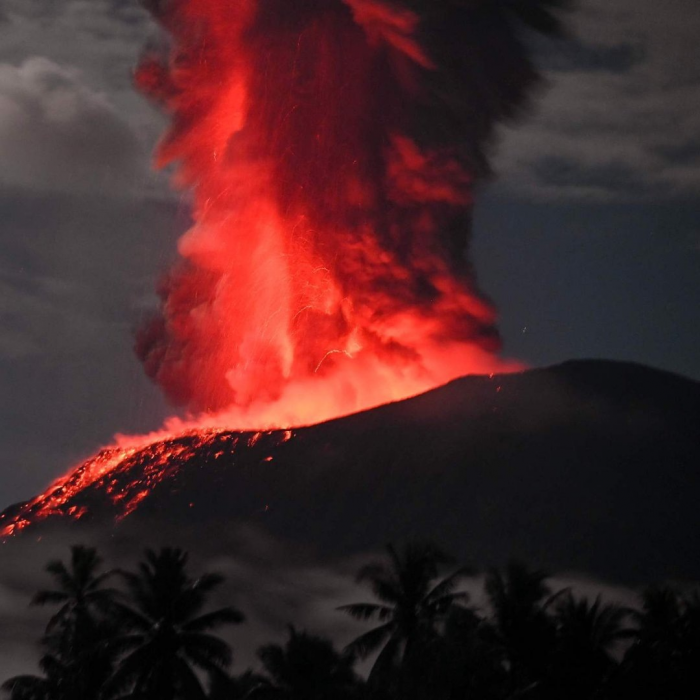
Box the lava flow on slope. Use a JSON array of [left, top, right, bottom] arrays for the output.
[[0, 429, 295, 537]]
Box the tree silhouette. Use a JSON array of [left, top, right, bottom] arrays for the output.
[[6, 541, 700, 700], [417, 605, 508, 700], [548, 592, 632, 699], [31, 544, 118, 629], [614, 585, 700, 700], [207, 669, 269, 700], [2, 661, 61, 700], [103, 547, 243, 700], [338, 543, 472, 694], [2, 545, 119, 700], [250, 626, 361, 700], [484, 562, 557, 697]]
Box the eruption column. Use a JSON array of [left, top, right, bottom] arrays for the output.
[[135, 0, 534, 428]]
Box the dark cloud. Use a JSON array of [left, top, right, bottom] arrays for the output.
[[0, 189, 188, 502], [534, 38, 646, 74], [530, 156, 655, 198], [0, 0, 163, 147], [494, 0, 700, 201], [0, 1, 174, 505], [0, 58, 147, 195], [1, 1, 151, 37], [654, 140, 700, 168], [2, 0, 698, 209]]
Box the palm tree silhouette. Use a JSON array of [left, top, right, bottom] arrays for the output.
[[338, 543, 472, 692], [615, 585, 700, 700], [484, 562, 557, 697], [2, 659, 62, 700], [549, 592, 632, 699], [2, 545, 119, 700], [104, 547, 244, 700], [251, 626, 361, 700], [31, 544, 119, 629], [411, 605, 508, 700], [207, 669, 269, 700]]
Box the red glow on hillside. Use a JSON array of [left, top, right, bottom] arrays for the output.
[[134, 0, 518, 428], [0, 428, 296, 538]]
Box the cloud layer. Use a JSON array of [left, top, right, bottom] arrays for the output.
[[0, 58, 146, 195], [493, 0, 700, 201]]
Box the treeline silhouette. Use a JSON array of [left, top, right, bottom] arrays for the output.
[[3, 543, 699, 699]]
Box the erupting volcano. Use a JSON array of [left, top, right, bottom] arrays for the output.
[[3, 0, 574, 537]]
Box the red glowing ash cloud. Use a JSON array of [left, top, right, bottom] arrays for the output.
[[133, 0, 535, 428]]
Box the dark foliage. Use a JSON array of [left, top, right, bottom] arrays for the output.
[[338, 542, 472, 697], [484, 561, 558, 695], [609, 586, 700, 700], [3, 543, 699, 700], [104, 547, 244, 700], [2, 545, 119, 700], [252, 626, 362, 700]]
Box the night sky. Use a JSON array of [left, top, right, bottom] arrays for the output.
[[1, 0, 699, 505]]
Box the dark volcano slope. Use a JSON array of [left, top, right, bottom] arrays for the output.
[[4, 359, 700, 583]]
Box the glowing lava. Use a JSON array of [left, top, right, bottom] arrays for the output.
[[0, 429, 296, 537]]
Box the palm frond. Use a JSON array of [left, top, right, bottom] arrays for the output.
[[544, 586, 571, 611], [258, 643, 287, 682], [182, 632, 233, 669], [45, 603, 73, 632], [1, 675, 49, 694], [102, 645, 154, 699], [424, 566, 474, 605], [367, 632, 402, 687], [424, 591, 470, 616], [343, 622, 393, 660], [106, 633, 147, 657], [31, 590, 68, 606], [336, 603, 393, 621], [183, 606, 244, 632], [174, 657, 208, 700], [192, 572, 225, 592], [108, 600, 153, 631], [85, 570, 117, 592]]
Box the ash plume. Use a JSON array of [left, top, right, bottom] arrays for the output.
[[135, 0, 568, 426]]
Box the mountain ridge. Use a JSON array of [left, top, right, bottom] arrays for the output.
[[2, 359, 699, 584]]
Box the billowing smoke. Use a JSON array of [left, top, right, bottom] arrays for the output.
[[135, 0, 567, 427]]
